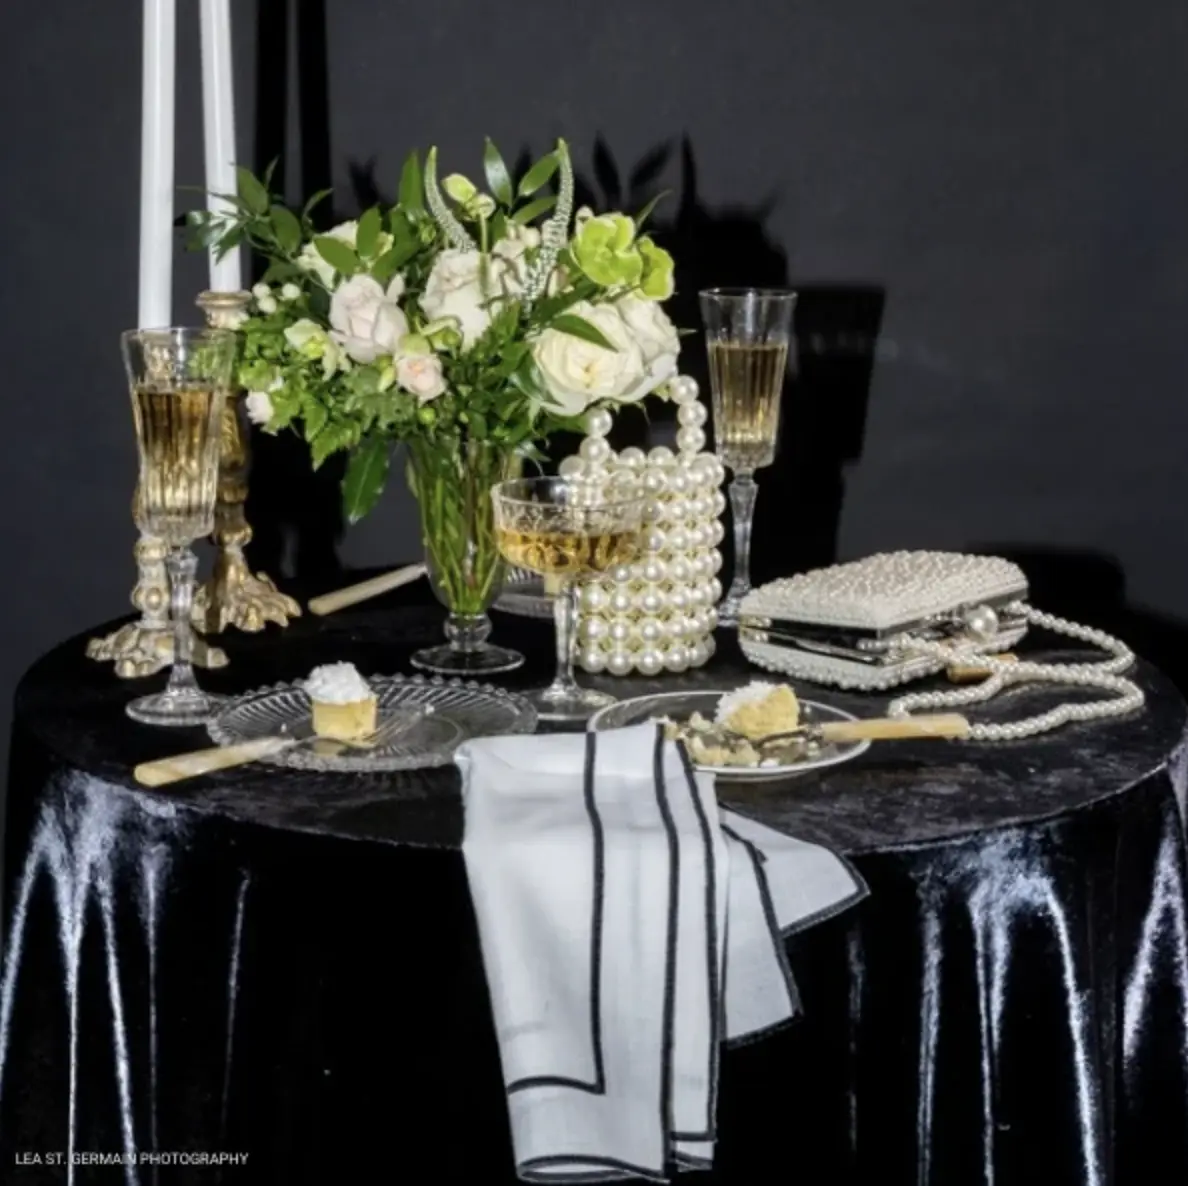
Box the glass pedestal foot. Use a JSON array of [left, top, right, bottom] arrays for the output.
[[126, 689, 227, 727], [526, 684, 616, 724], [410, 642, 525, 676]]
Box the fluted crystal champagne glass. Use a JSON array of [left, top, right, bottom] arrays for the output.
[[491, 475, 645, 723], [699, 288, 796, 625], [122, 327, 236, 726]]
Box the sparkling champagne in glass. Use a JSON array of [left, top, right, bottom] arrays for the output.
[[491, 476, 645, 724], [699, 288, 796, 625], [122, 328, 236, 726]]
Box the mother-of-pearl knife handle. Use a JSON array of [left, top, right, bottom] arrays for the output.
[[816, 713, 970, 743], [134, 736, 294, 787]]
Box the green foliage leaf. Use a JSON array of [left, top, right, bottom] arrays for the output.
[[633, 189, 671, 230], [302, 188, 334, 221], [214, 226, 245, 261], [511, 195, 556, 225], [311, 421, 361, 469], [550, 313, 617, 350], [303, 400, 329, 442], [371, 235, 419, 284], [483, 138, 514, 207], [399, 151, 424, 211], [314, 236, 359, 277], [356, 206, 382, 258], [342, 435, 391, 523], [236, 167, 270, 215], [489, 210, 508, 245], [270, 205, 302, 253], [261, 260, 302, 285], [517, 152, 559, 198]]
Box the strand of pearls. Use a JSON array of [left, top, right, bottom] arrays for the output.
[[561, 376, 726, 676], [886, 602, 1145, 740]]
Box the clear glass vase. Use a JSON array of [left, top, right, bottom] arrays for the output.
[[407, 435, 524, 676]]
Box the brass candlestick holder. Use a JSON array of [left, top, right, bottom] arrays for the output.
[[88, 290, 298, 678], [191, 290, 301, 634]]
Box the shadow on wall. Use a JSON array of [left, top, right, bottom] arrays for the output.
[[245, 0, 345, 589], [559, 137, 885, 582], [969, 546, 1188, 692]]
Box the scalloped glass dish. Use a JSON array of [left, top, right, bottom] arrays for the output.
[[207, 674, 537, 772], [588, 690, 869, 781]]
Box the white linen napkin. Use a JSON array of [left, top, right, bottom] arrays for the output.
[[455, 723, 867, 1183]]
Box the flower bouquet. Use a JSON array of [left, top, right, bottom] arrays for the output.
[[191, 139, 680, 674]]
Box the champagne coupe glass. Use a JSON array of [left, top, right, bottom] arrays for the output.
[[699, 287, 797, 625], [121, 327, 236, 726], [491, 475, 645, 723]]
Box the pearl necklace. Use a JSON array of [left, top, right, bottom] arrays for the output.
[[886, 602, 1145, 740]]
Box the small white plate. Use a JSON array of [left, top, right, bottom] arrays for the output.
[[587, 690, 870, 780]]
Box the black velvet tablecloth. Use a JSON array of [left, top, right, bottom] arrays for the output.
[[1, 582, 1186, 1185]]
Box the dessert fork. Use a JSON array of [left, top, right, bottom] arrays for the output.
[[133, 706, 432, 787]]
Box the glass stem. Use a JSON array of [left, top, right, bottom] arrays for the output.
[[164, 547, 200, 697], [726, 471, 758, 605], [549, 580, 580, 696]]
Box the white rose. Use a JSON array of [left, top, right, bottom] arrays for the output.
[[420, 249, 517, 350], [328, 275, 408, 364], [532, 300, 647, 415], [396, 352, 447, 404], [615, 293, 680, 394], [244, 389, 274, 425]]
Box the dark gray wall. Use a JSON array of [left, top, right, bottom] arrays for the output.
[[3, 0, 1187, 776]]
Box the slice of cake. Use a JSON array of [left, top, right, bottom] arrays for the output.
[[304, 662, 377, 741], [715, 681, 799, 741]]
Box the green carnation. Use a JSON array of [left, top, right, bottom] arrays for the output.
[[637, 238, 675, 300], [571, 213, 643, 287]]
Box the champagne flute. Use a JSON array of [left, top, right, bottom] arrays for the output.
[[491, 476, 645, 723], [122, 327, 236, 726], [699, 287, 797, 626]]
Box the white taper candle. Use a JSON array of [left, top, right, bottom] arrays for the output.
[[199, 0, 242, 292], [137, 0, 177, 328]]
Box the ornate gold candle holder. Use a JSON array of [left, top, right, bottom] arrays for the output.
[[191, 290, 301, 634], [559, 377, 726, 677], [88, 291, 298, 678]]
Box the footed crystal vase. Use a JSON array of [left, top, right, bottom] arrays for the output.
[[407, 435, 524, 675]]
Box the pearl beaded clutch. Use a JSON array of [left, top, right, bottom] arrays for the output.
[[738, 550, 1145, 739], [738, 551, 1030, 691]]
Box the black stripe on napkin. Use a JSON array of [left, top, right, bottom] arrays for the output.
[[520, 1152, 667, 1182], [652, 725, 681, 1171], [721, 823, 802, 1024], [669, 741, 722, 1144], [507, 730, 607, 1096]]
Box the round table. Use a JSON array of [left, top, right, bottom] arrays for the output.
[[2, 583, 1186, 1185]]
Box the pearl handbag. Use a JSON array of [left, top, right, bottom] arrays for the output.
[[738, 550, 1145, 740]]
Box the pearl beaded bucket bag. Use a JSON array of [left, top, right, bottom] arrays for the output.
[[737, 551, 1145, 740]]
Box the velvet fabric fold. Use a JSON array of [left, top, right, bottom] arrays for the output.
[[0, 611, 1185, 1183]]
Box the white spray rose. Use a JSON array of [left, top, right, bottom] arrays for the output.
[[396, 351, 447, 404], [420, 249, 517, 350], [615, 294, 680, 394], [244, 376, 283, 425], [532, 300, 648, 415], [328, 275, 408, 364], [245, 390, 274, 425], [492, 224, 542, 286]]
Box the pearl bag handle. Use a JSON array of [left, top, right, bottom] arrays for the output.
[[886, 602, 1145, 740]]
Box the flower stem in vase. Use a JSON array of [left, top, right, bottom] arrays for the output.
[[408, 434, 524, 676]]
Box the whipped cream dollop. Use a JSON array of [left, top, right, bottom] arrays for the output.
[[304, 661, 373, 704], [715, 681, 784, 724]]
